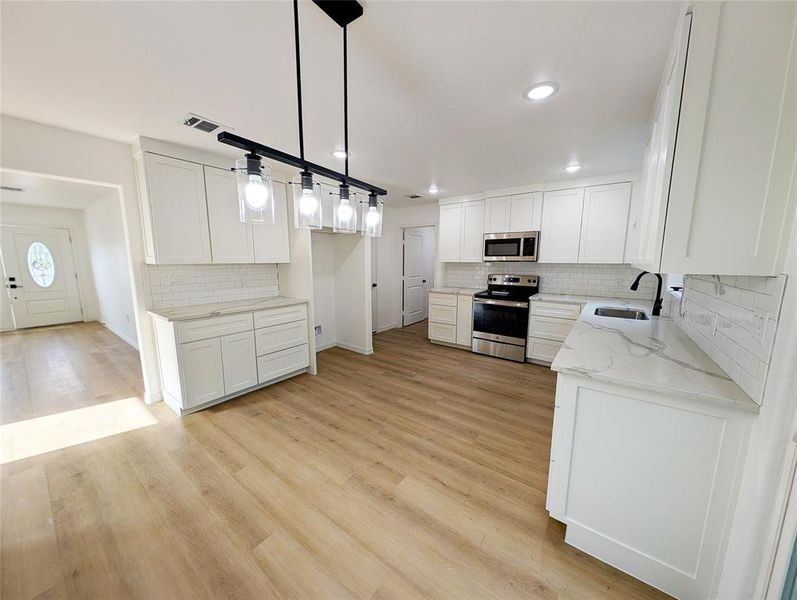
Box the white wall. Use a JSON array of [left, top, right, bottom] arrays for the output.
[[311, 233, 336, 350], [375, 203, 439, 332], [0, 203, 100, 322], [0, 116, 158, 401], [84, 192, 137, 347]]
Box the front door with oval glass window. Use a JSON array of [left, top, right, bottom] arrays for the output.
[[0, 226, 83, 328]]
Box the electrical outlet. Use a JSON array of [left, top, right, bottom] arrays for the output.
[[315, 325, 322, 337], [125, 314, 130, 322]]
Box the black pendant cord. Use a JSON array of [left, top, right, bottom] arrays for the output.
[[343, 25, 349, 179], [293, 0, 305, 163]]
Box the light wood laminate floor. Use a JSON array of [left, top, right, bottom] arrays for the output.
[[1, 320, 670, 599]]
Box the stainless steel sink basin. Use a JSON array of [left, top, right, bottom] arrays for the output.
[[594, 307, 649, 320]]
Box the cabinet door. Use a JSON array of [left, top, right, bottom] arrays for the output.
[[578, 182, 631, 263], [456, 295, 473, 346], [145, 153, 211, 264], [509, 192, 541, 232], [539, 188, 585, 263], [438, 204, 463, 262], [179, 337, 224, 408], [205, 166, 254, 263], [252, 180, 290, 263], [460, 200, 485, 262], [484, 196, 510, 233], [220, 331, 257, 394]]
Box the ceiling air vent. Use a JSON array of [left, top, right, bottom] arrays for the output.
[[1, 186, 24, 192], [182, 113, 224, 134], [406, 194, 423, 199]]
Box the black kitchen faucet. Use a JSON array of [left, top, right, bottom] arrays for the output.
[[631, 271, 663, 317]]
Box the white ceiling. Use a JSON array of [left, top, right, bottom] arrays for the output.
[[0, 1, 681, 207], [0, 171, 114, 210]]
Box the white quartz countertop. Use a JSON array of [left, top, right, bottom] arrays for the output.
[[429, 287, 483, 296], [148, 296, 308, 322], [550, 297, 758, 412]]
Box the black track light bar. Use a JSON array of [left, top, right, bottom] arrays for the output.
[[217, 131, 387, 196]]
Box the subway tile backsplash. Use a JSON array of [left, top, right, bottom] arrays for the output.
[[664, 274, 787, 404], [141, 263, 279, 310], [444, 263, 657, 299]]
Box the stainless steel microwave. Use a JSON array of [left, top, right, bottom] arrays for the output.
[[483, 231, 539, 262]]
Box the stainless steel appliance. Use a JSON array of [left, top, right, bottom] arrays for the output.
[[472, 274, 539, 362], [483, 231, 539, 262]]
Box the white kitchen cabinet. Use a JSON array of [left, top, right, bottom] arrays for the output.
[[578, 183, 631, 263], [139, 153, 212, 264], [456, 295, 473, 346], [205, 166, 254, 263], [484, 196, 510, 233], [150, 301, 309, 415], [527, 299, 582, 365], [179, 337, 225, 408], [509, 192, 542, 232], [460, 201, 485, 262], [484, 193, 541, 234], [220, 331, 258, 394], [633, 1, 796, 275], [539, 188, 584, 263], [252, 181, 290, 263], [438, 200, 484, 262], [548, 373, 753, 598], [438, 204, 463, 262]]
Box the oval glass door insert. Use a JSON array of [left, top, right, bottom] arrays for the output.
[[27, 241, 56, 288]]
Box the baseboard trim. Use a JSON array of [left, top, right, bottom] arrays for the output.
[[335, 341, 373, 355], [101, 321, 139, 349], [144, 390, 163, 405], [375, 324, 395, 334], [315, 340, 337, 352]]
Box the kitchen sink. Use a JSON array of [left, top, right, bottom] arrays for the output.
[[594, 307, 649, 320]]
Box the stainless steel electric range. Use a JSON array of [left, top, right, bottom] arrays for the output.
[[472, 274, 539, 362]]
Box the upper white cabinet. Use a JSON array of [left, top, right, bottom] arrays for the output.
[[139, 153, 212, 264], [633, 1, 797, 275], [205, 166, 254, 263], [136, 150, 290, 265], [484, 193, 542, 233], [539, 188, 585, 263], [579, 183, 631, 263], [439, 200, 484, 262]]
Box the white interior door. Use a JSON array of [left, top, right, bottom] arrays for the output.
[[0, 226, 83, 328], [402, 226, 435, 326]]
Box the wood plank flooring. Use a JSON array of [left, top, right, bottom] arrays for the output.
[[0, 320, 670, 599]]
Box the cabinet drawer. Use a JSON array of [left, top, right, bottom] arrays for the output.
[[255, 320, 308, 356], [529, 316, 576, 343], [429, 293, 458, 307], [429, 304, 457, 325], [429, 322, 457, 344], [176, 313, 254, 344], [257, 344, 309, 384], [529, 300, 582, 320], [253, 304, 307, 329], [526, 338, 564, 363]]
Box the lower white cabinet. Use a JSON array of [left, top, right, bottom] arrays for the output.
[[179, 338, 225, 408], [151, 302, 309, 415], [527, 299, 582, 365], [220, 331, 258, 394], [548, 373, 753, 599], [428, 292, 473, 347]]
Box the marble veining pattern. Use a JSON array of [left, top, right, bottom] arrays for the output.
[[148, 296, 307, 322], [551, 299, 758, 412]]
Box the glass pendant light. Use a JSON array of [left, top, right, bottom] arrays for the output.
[[293, 170, 322, 229], [333, 184, 357, 233], [235, 154, 275, 224], [361, 193, 383, 237]]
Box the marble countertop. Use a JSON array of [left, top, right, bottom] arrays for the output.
[[148, 296, 308, 322], [550, 298, 758, 412], [429, 287, 483, 296]]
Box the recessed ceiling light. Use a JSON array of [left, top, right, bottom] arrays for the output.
[[428, 185, 439, 194], [332, 149, 348, 159], [524, 82, 558, 101], [564, 163, 582, 173]]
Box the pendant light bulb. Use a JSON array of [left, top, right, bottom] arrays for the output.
[[365, 206, 379, 226], [361, 193, 383, 237], [299, 187, 318, 215], [293, 171, 322, 229], [338, 199, 353, 221], [236, 154, 275, 224]]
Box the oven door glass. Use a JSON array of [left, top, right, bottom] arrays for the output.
[[484, 238, 521, 258], [473, 301, 529, 341]]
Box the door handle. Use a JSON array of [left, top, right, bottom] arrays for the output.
[[8, 284, 22, 289], [422, 279, 427, 283], [371, 283, 377, 288]]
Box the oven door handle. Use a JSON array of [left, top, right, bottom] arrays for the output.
[[474, 298, 529, 308]]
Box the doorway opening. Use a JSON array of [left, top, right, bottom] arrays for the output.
[[401, 225, 436, 327]]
